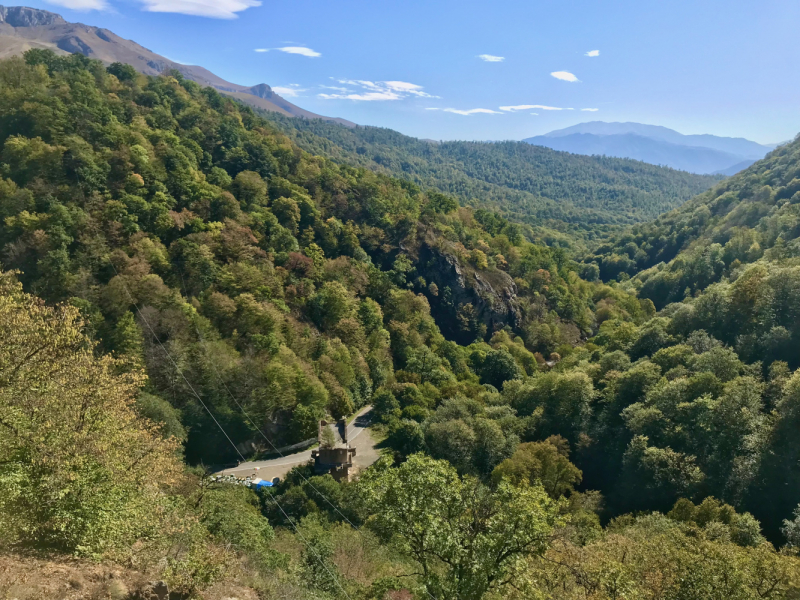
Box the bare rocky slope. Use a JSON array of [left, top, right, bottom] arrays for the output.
[[0, 4, 353, 126]]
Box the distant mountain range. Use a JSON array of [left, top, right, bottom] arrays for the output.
[[0, 5, 353, 126], [524, 122, 777, 175]]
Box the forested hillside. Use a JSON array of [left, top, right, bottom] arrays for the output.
[[263, 113, 721, 243], [2, 50, 800, 599], [587, 136, 800, 300]]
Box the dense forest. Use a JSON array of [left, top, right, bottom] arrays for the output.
[[262, 113, 721, 245], [586, 136, 800, 294], [2, 50, 800, 599]]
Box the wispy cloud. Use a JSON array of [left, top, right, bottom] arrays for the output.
[[477, 54, 505, 62], [138, 0, 261, 18], [383, 81, 434, 96], [320, 91, 401, 101], [500, 104, 572, 111], [585, 50, 600, 57], [551, 71, 579, 82], [581, 108, 599, 112], [435, 108, 502, 116], [320, 80, 437, 101], [45, 0, 109, 8], [273, 84, 307, 97], [276, 46, 321, 57]]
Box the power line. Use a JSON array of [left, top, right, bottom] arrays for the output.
[[185, 297, 442, 600], [192, 319, 366, 529], [110, 262, 245, 462], [174, 272, 439, 600], [176, 268, 366, 530], [262, 485, 355, 600], [108, 263, 355, 599]]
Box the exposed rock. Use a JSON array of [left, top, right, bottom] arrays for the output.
[[57, 36, 93, 55], [248, 83, 274, 99], [0, 6, 66, 27], [417, 242, 522, 343]]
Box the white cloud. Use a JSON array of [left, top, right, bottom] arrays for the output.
[[442, 108, 502, 116], [319, 91, 401, 101], [138, 0, 260, 18], [531, 113, 539, 115], [581, 108, 599, 112], [478, 54, 505, 62], [320, 80, 437, 101], [273, 85, 307, 97], [500, 104, 571, 111], [585, 50, 600, 57], [551, 71, 579, 82], [276, 46, 321, 57], [382, 81, 436, 96], [254, 48, 269, 52], [45, 0, 108, 8]]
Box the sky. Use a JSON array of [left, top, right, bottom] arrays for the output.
[[21, 0, 800, 144]]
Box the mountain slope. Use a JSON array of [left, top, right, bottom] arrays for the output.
[[7, 51, 800, 562], [525, 121, 773, 175], [586, 134, 800, 303], [256, 112, 722, 244], [0, 4, 353, 126]]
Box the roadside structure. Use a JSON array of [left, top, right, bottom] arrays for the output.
[[312, 418, 357, 481]]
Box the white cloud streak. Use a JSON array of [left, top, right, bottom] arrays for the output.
[[138, 0, 261, 18], [581, 108, 599, 111], [585, 49, 600, 57], [272, 85, 307, 97], [275, 46, 321, 57], [551, 71, 579, 82], [500, 104, 572, 111], [320, 80, 437, 101], [477, 54, 505, 62], [442, 108, 502, 116], [320, 91, 401, 101]]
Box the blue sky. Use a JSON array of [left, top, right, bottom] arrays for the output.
[[26, 0, 800, 143]]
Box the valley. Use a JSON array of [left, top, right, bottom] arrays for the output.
[[0, 4, 798, 599]]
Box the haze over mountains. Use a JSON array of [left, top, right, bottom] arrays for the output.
[[0, 4, 353, 126], [525, 121, 777, 176]]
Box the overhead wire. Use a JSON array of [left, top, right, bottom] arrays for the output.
[[179, 274, 442, 600], [109, 263, 354, 600]]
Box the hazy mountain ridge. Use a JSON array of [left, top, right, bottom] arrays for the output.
[[525, 121, 774, 175], [0, 4, 354, 126]]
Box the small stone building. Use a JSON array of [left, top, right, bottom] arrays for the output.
[[311, 418, 357, 482]]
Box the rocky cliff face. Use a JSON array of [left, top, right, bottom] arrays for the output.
[[417, 242, 522, 344], [249, 83, 275, 99], [0, 6, 66, 27]]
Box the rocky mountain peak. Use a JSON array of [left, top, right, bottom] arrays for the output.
[[248, 83, 274, 99], [0, 5, 66, 27]]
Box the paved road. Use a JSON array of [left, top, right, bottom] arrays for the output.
[[220, 405, 378, 481]]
